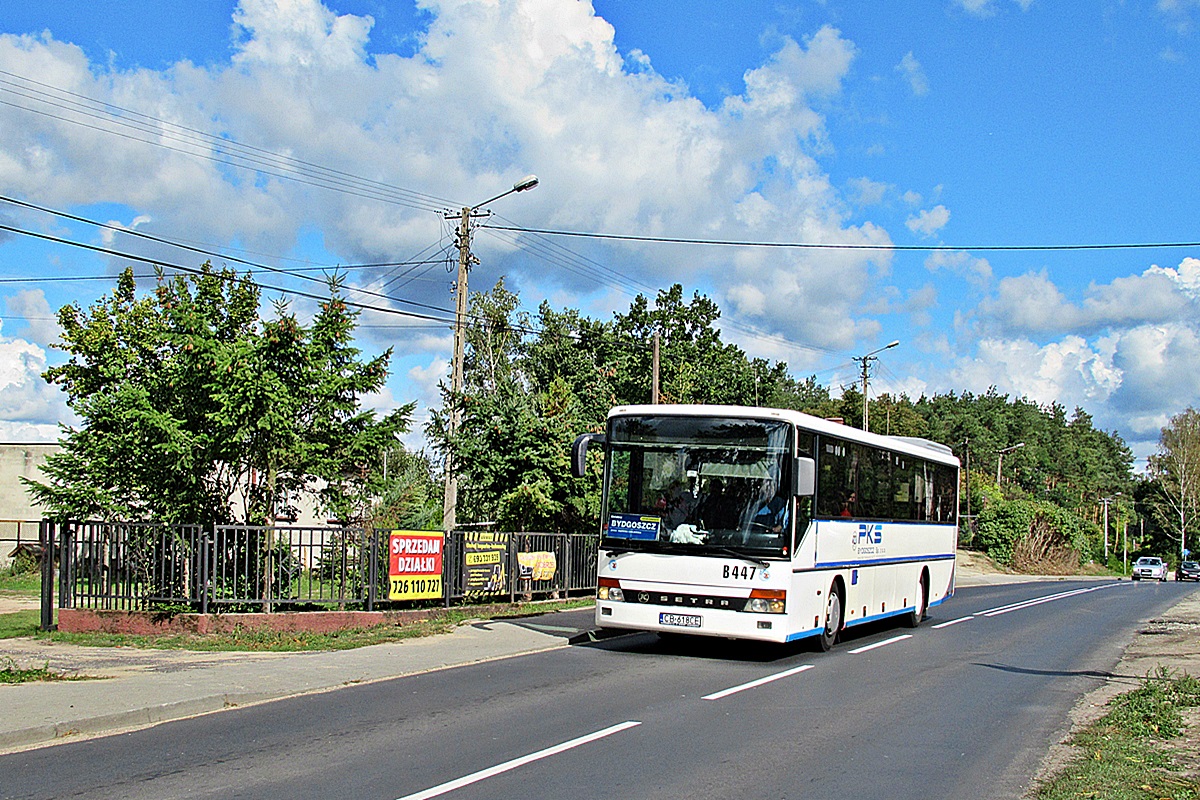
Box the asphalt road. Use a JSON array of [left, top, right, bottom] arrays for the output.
[[1, 580, 1191, 800]]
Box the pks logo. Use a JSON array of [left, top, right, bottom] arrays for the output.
[[853, 523, 883, 552]]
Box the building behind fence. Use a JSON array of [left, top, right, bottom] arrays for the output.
[[40, 521, 598, 617]]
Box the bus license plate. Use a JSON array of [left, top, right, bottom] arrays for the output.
[[660, 613, 702, 628]]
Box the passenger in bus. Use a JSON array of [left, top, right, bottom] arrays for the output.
[[658, 479, 696, 529], [699, 478, 737, 530], [840, 491, 856, 518]]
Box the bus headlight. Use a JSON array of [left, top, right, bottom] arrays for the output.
[[598, 578, 624, 602], [744, 589, 786, 614]]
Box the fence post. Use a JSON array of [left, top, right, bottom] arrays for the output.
[[39, 520, 56, 632], [509, 532, 517, 605], [58, 523, 73, 610], [366, 528, 377, 613], [200, 525, 211, 616]]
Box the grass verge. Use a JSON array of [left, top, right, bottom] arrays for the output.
[[20, 598, 594, 652], [0, 609, 41, 639], [0, 571, 41, 594], [1035, 667, 1200, 799], [0, 656, 88, 684]]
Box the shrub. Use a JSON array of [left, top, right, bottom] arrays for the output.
[[7, 548, 40, 577], [975, 498, 1098, 571]]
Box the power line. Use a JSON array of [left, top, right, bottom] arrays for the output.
[[0, 70, 458, 213], [0, 260, 450, 285], [483, 222, 1200, 253], [0, 195, 471, 321], [0, 221, 459, 326]]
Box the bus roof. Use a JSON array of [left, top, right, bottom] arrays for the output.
[[607, 404, 961, 467]]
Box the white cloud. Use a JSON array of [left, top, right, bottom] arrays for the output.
[[895, 52, 929, 96], [956, 0, 1035, 16], [1158, 0, 1200, 33], [941, 260, 1200, 453], [949, 335, 1122, 410], [232, 0, 374, 69], [0, 337, 74, 437], [957, 0, 997, 16], [4, 290, 60, 347], [906, 205, 950, 237], [0, 1, 889, 363], [974, 262, 1199, 337], [848, 176, 889, 206], [925, 250, 992, 289]]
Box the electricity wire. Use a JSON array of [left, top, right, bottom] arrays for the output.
[[483, 222, 1200, 253]]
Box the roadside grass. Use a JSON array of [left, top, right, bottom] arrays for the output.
[[26, 598, 595, 652], [0, 609, 41, 639], [1036, 668, 1200, 799], [0, 570, 41, 595], [0, 656, 89, 684]]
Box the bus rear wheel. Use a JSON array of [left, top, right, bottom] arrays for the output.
[[817, 585, 843, 652], [905, 572, 928, 628]]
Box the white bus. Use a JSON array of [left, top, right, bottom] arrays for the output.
[[571, 404, 960, 649]]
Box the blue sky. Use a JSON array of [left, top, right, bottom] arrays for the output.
[[1, 0, 1198, 466]]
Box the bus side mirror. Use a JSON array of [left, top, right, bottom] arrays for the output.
[[571, 433, 606, 478], [793, 457, 816, 497]]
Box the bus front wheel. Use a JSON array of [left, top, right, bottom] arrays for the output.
[[818, 584, 843, 652]]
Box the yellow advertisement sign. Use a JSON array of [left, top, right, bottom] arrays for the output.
[[517, 551, 557, 582], [465, 531, 508, 596]]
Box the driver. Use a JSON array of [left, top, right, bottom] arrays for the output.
[[752, 477, 789, 533]]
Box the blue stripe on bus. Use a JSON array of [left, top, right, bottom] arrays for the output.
[[787, 597, 949, 642], [786, 626, 823, 642], [810, 553, 956, 570], [846, 607, 914, 627]]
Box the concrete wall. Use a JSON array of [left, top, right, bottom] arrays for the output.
[[0, 443, 58, 568]]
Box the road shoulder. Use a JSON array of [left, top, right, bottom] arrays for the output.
[[1028, 587, 1200, 795]]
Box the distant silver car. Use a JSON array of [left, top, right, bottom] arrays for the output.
[[1132, 557, 1167, 582]]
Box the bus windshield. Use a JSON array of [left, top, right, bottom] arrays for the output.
[[603, 415, 792, 557]]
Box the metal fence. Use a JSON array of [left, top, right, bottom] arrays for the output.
[[43, 521, 598, 616]]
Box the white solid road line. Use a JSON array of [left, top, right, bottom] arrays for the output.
[[932, 615, 974, 629], [979, 583, 1120, 618], [848, 634, 913, 654], [703, 664, 816, 701], [395, 721, 642, 800]]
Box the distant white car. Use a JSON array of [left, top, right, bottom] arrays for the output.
[[1132, 557, 1167, 582]]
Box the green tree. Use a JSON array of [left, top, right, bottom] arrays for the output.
[[1146, 407, 1200, 561], [25, 266, 409, 527]]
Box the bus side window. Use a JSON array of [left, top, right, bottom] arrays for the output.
[[816, 438, 849, 518]]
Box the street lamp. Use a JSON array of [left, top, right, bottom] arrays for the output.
[[853, 340, 899, 432], [443, 175, 540, 533], [996, 442, 1025, 485]]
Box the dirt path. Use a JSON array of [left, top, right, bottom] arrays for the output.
[[0, 593, 39, 614]]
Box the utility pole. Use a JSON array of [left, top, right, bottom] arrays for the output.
[[1099, 493, 1120, 565], [441, 176, 539, 534], [852, 340, 899, 432], [651, 330, 660, 404], [442, 206, 473, 534]]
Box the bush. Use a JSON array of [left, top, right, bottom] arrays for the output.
[[7, 548, 40, 577], [975, 498, 1098, 571]]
